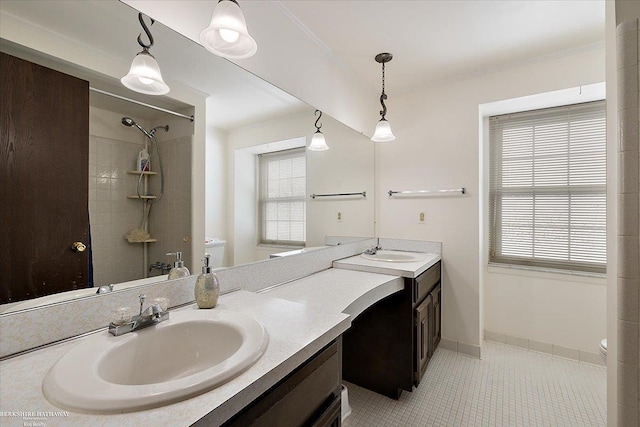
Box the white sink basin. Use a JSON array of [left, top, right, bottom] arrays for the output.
[[361, 250, 421, 263], [43, 309, 269, 413]]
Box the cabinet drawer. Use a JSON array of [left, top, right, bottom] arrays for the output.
[[414, 262, 441, 304]]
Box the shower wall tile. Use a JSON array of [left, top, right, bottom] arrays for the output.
[[619, 65, 639, 111], [619, 150, 640, 194], [616, 19, 640, 424], [618, 319, 639, 366], [618, 361, 639, 408], [618, 236, 639, 279], [619, 193, 640, 237], [619, 278, 640, 323], [618, 27, 638, 70]]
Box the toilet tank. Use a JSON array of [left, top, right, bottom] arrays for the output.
[[204, 237, 226, 268]]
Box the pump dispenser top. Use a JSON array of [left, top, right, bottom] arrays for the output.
[[166, 252, 190, 280]]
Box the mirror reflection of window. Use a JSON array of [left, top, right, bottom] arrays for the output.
[[258, 148, 306, 246]]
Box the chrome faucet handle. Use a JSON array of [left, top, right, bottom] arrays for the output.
[[138, 294, 146, 316], [142, 303, 164, 318]]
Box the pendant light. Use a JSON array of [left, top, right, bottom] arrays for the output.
[[308, 110, 329, 151], [121, 13, 170, 96], [371, 53, 396, 142], [200, 0, 257, 59]]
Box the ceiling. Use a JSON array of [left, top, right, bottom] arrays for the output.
[[1, 1, 605, 127], [0, 0, 309, 130], [277, 0, 605, 93]]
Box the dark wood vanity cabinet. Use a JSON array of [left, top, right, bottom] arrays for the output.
[[342, 261, 442, 398], [412, 262, 441, 386], [206, 339, 342, 427]]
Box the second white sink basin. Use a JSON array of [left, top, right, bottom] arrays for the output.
[[43, 309, 269, 413], [361, 250, 421, 263]]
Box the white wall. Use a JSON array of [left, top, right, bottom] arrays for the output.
[[226, 111, 375, 265], [376, 46, 606, 353], [205, 98, 229, 265]]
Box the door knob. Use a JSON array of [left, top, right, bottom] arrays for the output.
[[71, 241, 87, 252]]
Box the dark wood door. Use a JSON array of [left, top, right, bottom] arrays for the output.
[[414, 294, 432, 386], [0, 52, 89, 304]]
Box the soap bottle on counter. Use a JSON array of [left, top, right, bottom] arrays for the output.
[[166, 252, 190, 280], [195, 254, 219, 309]]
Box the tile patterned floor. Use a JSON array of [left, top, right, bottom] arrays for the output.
[[343, 341, 606, 427]]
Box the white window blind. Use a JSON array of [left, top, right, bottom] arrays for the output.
[[258, 148, 306, 245], [489, 100, 606, 274]]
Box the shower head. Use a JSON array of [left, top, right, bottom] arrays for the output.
[[121, 117, 154, 139], [121, 117, 136, 127]]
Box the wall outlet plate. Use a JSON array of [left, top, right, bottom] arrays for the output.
[[418, 210, 426, 224], [337, 212, 343, 222]]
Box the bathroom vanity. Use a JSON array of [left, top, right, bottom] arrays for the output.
[[334, 251, 442, 398], [0, 241, 441, 426]]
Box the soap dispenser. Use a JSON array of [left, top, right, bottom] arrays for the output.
[[195, 253, 219, 309], [166, 252, 190, 280]]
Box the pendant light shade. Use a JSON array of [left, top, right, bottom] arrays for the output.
[[371, 53, 396, 142], [200, 0, 257, 59], [308, 110, 329, 151], [121, 50, 170, 95], [371, 119, 396, 142], [121, 13, 170, 96], [309, 132, 329, 151]]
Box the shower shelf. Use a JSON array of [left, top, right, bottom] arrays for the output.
[[127, 170, 158, 175], [127, 195, 157, 200]]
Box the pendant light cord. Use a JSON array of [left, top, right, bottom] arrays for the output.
[[379, 62, 388, 120]]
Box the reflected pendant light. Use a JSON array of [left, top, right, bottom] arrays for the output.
[[121, 13, 170, 96], [371, 53, 396, 142], [308, 110, 329, 151], [200, 0, 257, 59]]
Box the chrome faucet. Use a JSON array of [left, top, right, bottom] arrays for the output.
[[364, 240, 382, 255], [109, 294, 169, 336], [96, 284, 114, 294]]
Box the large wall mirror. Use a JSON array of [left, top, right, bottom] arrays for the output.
[[0, 0, 374, 313]]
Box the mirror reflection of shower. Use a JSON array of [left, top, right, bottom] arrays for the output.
[[121, 117, 168, 244]]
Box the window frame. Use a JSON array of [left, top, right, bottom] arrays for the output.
[[257, 147, 306, 246], [488, 100, 607, 275]]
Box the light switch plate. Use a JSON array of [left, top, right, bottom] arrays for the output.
[[418, 210, 426, 224]]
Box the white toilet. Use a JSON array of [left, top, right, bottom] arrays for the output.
[[599, 338, 607, 364], [205, 237, 226, 268]]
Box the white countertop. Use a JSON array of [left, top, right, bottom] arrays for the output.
[[333, 250, 441, 278], [0, 290, 349, 427], [262, 268, 404, 320], [0, 268, 406, 427]]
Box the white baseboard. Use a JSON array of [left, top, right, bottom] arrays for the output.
[[483, 330, 605, 367], [440, 338, 482, 359]]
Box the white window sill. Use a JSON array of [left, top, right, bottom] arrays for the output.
[[256, 244, 305, 250], [487, 263, 607, 286]]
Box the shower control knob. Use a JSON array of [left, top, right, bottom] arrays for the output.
[[71, 241, 87, 252]]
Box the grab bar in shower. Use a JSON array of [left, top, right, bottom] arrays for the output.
[[388, 188, 466, 197], [310, 191, 366, 199]]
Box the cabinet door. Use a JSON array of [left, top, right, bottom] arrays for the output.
[[431, 284, 441, 354], [414, 294, 432, 385]]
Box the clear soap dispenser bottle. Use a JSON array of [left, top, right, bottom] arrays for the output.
[[166, 252, 190, 280], [195, 253, 219, 309]]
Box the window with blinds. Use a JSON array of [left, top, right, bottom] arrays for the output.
[[258, 148, 306, 245], [489, 100, 606, 274]]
